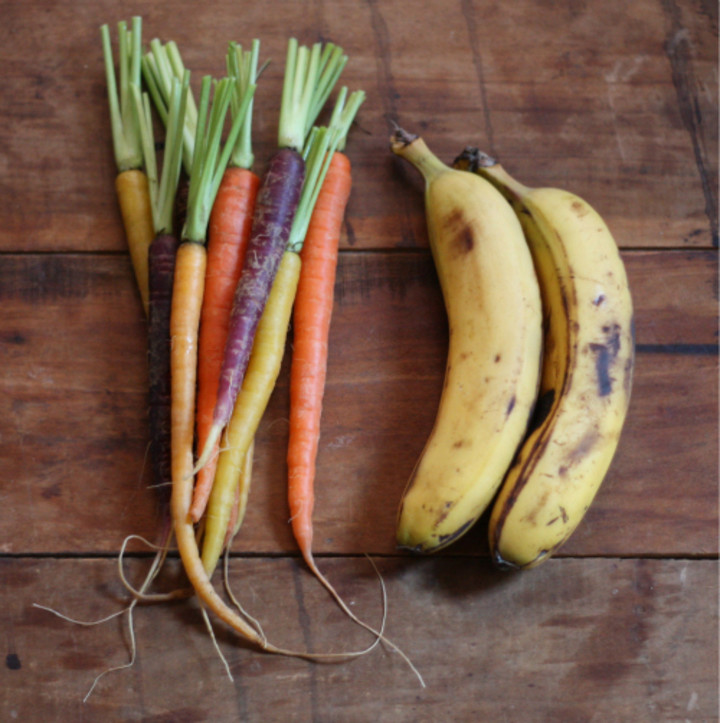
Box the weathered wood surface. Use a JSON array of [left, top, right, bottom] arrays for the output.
[[1, 0, 717, 719], [0, 0, 717, 253], [1, 558, 717, 721], [1, 251, 716, 556]]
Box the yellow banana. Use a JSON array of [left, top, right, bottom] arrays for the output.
[[391, 130, 543, 552], [455, 148, 635, 569]]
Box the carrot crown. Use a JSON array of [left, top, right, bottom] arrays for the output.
[[182, 76, 256, 243], [226, 39, 261, 171], [100, 17, 144, 173], [133, 71, 189, 235], [142, 39, 199, 175], [286, 87, 365, 253], [277, 38, 348, 152]]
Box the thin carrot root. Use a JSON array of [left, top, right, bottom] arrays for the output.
[[32, 528, 187, 702], [301, 550, 426, 688]]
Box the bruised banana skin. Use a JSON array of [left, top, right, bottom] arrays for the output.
[[391, 131, 543, 553], [456, 149, 635, 569]]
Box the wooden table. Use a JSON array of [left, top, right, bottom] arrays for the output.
[[2, 1, 717, 720]]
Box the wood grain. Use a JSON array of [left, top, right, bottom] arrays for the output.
[[0, 0, 716, 253], [1, 251, 716, 555], [1, 557, 717, 721], [0, 0, 717, 717]]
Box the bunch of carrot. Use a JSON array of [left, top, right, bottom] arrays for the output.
[[100, 17, 422, 674]]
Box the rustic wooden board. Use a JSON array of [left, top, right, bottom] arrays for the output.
[[1, 250, 716, 556], [0, 0, 716, 254], [1, 557, 717, 721], [1, 0, 717, 717]]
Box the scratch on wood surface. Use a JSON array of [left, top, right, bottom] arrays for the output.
[[365, 0, 399, 126], [290, 561, 320, 719], [662, 0, 719, 246], [459, 0, 496, 155]]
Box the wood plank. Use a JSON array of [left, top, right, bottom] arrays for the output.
[[1, 251, 716, 556], [1, 557, 717, 721], [0, 0, 716, 253]]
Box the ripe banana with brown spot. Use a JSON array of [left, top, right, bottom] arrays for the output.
[[455, 148, 635, 570], [391, 130, 543, 553]]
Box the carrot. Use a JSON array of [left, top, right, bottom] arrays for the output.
[[224, 439, 255, 548], [191, 40, 261, 523], [169, 90, 382, 656], [133, 72, 189, 523], [101, 17, 153, 316], [201, 249, 302, 572], [194, 39, 349, 473], [287, 149, 352, 567], [168, 74, 279, 648], [199, 90, 365, 577]]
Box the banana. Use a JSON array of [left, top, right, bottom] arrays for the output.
[[455, 148, 635, 570], [390, 130, 543, 553]]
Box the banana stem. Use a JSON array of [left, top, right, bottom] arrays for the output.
[[453, 147, 531, 202], [390, 128, 449, 182]]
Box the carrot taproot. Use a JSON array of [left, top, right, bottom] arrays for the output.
[[224, 439, 255, 548], [133, 72, 189, 521], [191, 41, 262, 523], [167, 74, 283, 649], [201, 249, 301, 572], [287, 149, 351, 565], [101, 17, 153, 315], [194, 39, 348, 473], [198, 91, 364, 576]]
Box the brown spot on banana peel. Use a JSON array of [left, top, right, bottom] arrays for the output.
[[440, 208, 480, 257], [571, 200, 589, 218]]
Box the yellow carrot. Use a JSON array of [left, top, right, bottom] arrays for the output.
[[101, 18, 152, 315], [115, 170, 154, 314], [201, 250, 301, 574]]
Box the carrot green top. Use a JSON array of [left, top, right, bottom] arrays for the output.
[[226, 39, 261, 171], [277, 38, 348, 152], [142, 39, 199, 176], [100, 16, 143, 173], [182, 76, 256, 244], [286, 87, 365, 253], [133, 72, 189, 236]]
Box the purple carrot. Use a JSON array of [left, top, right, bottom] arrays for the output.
[[195, 147, 305, 468], [193, 38, 348, 471], [147, 232, 179, 516]]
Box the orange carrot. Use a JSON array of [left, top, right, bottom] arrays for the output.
[[192, 166, 260, 521], [170, 240, 207, 522], [191, 41, 261, 525], [287, 150, 352, 565]]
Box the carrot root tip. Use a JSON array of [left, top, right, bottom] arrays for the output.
[[194, 425, 223, 474]]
